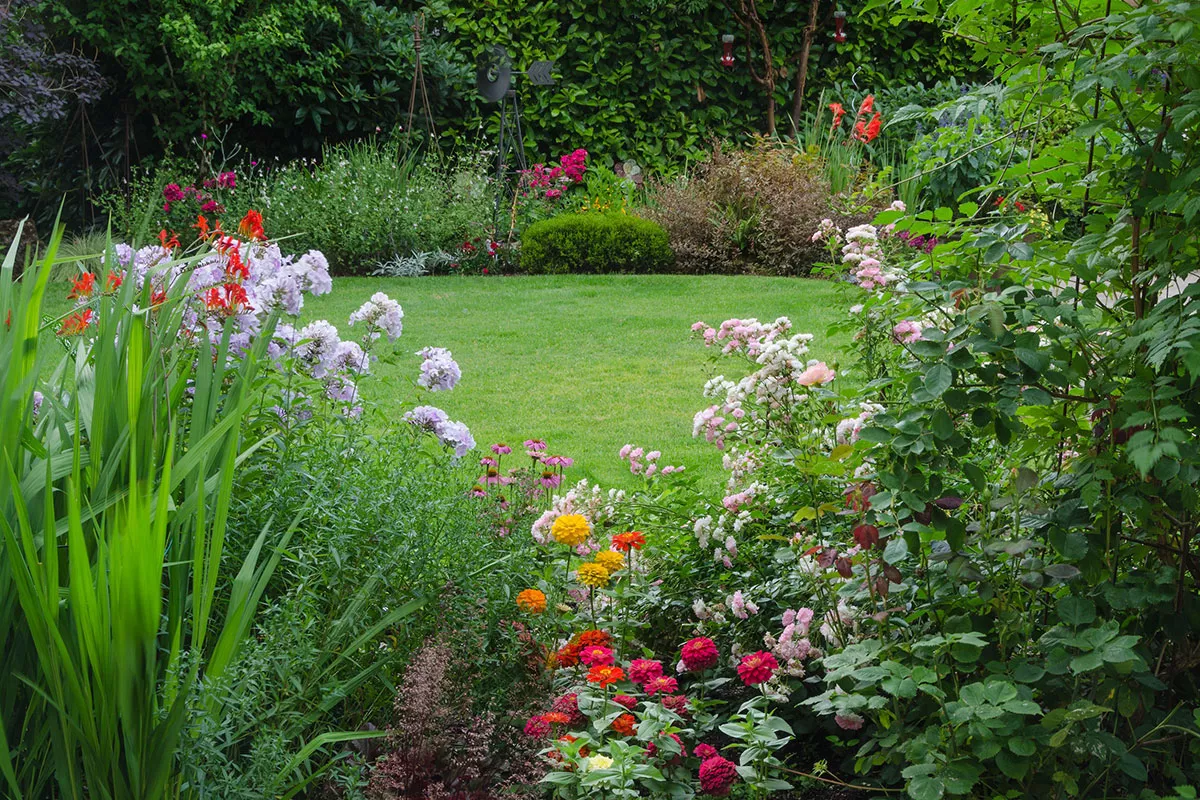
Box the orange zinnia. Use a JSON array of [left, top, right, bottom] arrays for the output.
[[574, 629, 612, 648], [586, 664, 625, 688], [612, 531, 645, 552], [516, 588, 547, 614], [611, 713, 636, 736]]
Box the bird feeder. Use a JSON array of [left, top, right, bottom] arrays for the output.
[[721, 34, 735, 68], [833, 9, 847, 42]]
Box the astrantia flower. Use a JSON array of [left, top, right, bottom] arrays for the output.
[[586, 664, 624, 687], [628, 659, 664, 684], [612, 531, 645, 552], [698, 755, 738, 796], [681, 637, 719, 671], [594, 550, 625, 574], [551, 514, 591, 546], [611, 712, 636, 736], [736, 651, 779, 685], [643, 675, 679, 695], [577, 563, 610, 588], [515, 588, 546, 614], [579, 645, 614, 667]]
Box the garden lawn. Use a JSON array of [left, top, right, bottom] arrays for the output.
[[302, 274, 850, 488]]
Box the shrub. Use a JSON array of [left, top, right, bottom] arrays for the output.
[[518, 213, 672, 275], [642, 140, 878, 276]]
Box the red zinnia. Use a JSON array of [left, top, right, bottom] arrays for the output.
[[555, 642, 583, 668], [628, 658, 664, 684], [660, 694, 690, 717], [736, 651, 779, 686], [551, 693, 585, 726], [612, 531, 646, 552], [643, 675, 679, 696], [580, 645, 614, 667], [681, 637, 719, 671], [523, 715, 550, 738], [542, 711, 571, 726], [646, 733, 687, 764], [586, 664, 625, 688], [575, 629, 612, 648], [694, 743, 718, 760], [611, 713, 636, 736], [698, 755, 738, 796]]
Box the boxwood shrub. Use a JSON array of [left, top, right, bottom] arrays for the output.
[[518, 213, 673, 274]]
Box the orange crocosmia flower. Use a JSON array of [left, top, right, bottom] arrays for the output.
[[225, 249, 250, 281], [238, 209, 266, 241], [828, 102, 846, 128], [158, 229, 180, 250], [204, 287, 226, 311], [106, 271, 122, 292], [586, 664, 625, 688], [223, 282, 251, 312], [612, 531, 645, 552], [68, 272, 96, 299], [857, 95, 875, 117], [193, 215, 211, 239], [58, 308, 94, 336], [612, 713, 637, 736]]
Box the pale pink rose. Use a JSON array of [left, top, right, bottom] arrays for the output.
[[797, 362, 836, 386]]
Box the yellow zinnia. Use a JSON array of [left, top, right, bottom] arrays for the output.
[[577, 562, 610, 588], [551, 513, 591, 546], [594, 550, 625, 574], [587, 754, 614, 770]]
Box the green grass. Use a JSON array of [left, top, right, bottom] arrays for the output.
[[302, 274, 850, 488]]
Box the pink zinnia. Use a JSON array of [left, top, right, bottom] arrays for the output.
[[660, 694, 690, 716], [736, 651, 779, 685], [698, 755, 738, 796], [523, 715, 550, 738], [613, 694, 638, 710], [628, 658, 664, 684], [681, 637, 719, 671], [580, 645, 614, 667], [646, 733, 687, 763], [694, 743, 718, 760], [643, 675, 679, 695]]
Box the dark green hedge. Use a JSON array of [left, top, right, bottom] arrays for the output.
[[519, 213, 673, 274]]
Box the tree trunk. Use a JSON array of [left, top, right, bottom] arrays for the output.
[[789, 0, 821, 137]]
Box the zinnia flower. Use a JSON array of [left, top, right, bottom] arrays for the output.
[[681, 637, 719, 671], [586, 754, 613, 771], [552, 693, 585, 725], [698, 755, 738, 796], [594, 550, 625, 574], [551, 513, 591, 546], [611, 713, 637, 736], [736, 651, 779, 685], [694, 743, 718, 760], [580, 645, 614, 667], [613, 694, 638, 710], [660, 695, 690, 717], [523, 715, 550, 738], [542, 711, 571, 726], [612, 531, 645, 552], [643, 675, 679, 695], [629, 659, 664, 684], [646, 733, 687, 763], [577, 563, 610, 588], [515, 588, 546, 614], [586, 664, 625, 688], [575, 629, 612, 648]]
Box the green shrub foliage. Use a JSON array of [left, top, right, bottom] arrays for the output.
[[519, 213, 673, 274]]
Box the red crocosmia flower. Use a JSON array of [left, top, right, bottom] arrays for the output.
[[857, 95, 875, 117], [193, 214, 211, 239], [736, 651, 779, 686], [57, 308, 94, 336], [223, 282, 251, 312], [225, 249, 250, 281], [158, 230, 180, 250], [611, 713, 636, 736], [68, 272, 96, 299], [579, 645, 614, 668], [828, 102, 846, 128], [681, 637, 719, 671], [106, 272, 122, 292], [586, 664, 625, 688], [612, 531, 646, 552], [151, 289, 168, 307], [204, 287, 226, 311], [238, 209, 266, 241]]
